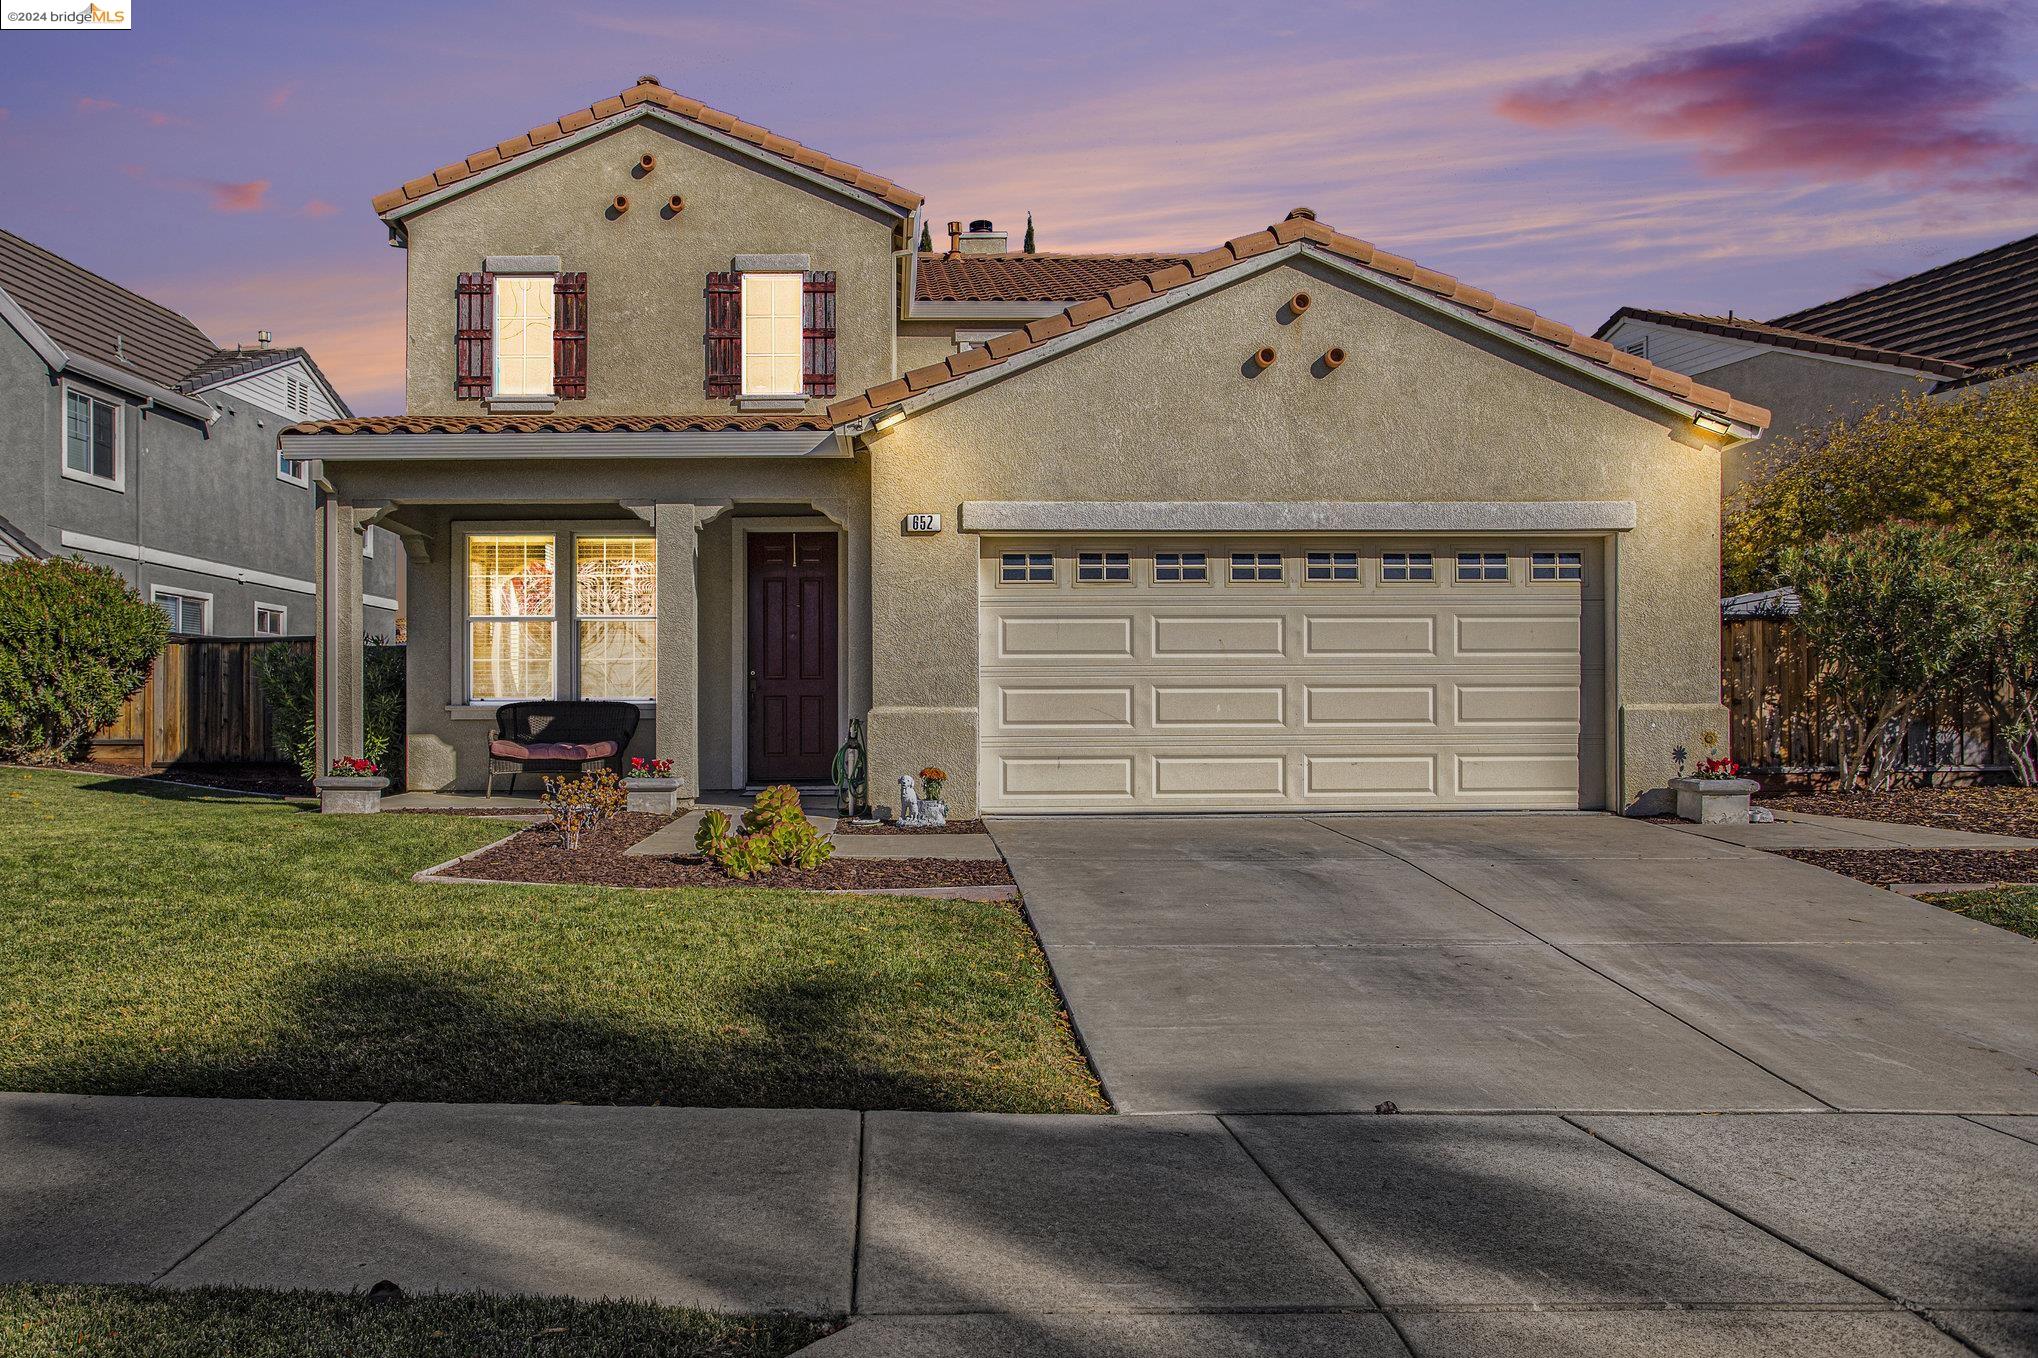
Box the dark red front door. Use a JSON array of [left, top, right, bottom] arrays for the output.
[[747, 532, 839, 783]]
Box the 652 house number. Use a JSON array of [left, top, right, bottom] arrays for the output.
[[902, 513, 942, 534]]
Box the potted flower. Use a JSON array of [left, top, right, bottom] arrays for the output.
[[899, 766, 949, 828], [621, 755, 685, 815], [1669, 731, 1759, 824], [315, 756, 388, 814]]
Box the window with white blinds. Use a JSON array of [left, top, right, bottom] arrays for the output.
[[575, 537, 657, 700], [467, 534, 557, 701]]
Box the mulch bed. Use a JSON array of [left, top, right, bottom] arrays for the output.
[[54, 761, 312, 797], [836, 818, 989, 836], [438, 812, 1014, 890], [1759, 787, 2038, 839], [1775, 848, 2038, 888]]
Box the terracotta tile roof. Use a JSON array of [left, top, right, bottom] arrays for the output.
[[1769, 230, 2038, 375], [832, 214, 1769, 431], [371, 78, 922, 219], [285, 414, 831, 436], [915, 253, 1190, 303], [1596, 308, 1972, 379], [0, 227, 218, 387]]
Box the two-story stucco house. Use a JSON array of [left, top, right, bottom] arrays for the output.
[[0, 228, 404, 637], [285, 76, 1771, 816]]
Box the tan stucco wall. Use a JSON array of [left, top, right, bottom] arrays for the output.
[[401, 120, 903, 416], [1702, 350, 1932, 493], [325, 455, 869, 793], [863, 256, 1729, 815]]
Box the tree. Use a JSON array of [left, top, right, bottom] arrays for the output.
[[0, 557, 168, 763], [917, 220, 932, 252], [1725, 375, 2038, 592], [1023, 211, 1036, 253], [1778, 523, 1997, 790], [1987, 537, 2038, 785]]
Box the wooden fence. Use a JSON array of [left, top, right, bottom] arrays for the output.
[[1721, 618, 2003, 780], [90, 636, 310, 768]]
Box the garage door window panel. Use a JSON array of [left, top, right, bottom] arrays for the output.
[[1305, 550, 1361, 583], [1230, 551, 1284, 583], [999, 551, 1055, 584], [1456, 551, 1509, 582], [1531, 550, 1584, 582], [1382, 551, 1435, 583], [1154, 551, 1208, 583], [1076, 551, 1131, 584]]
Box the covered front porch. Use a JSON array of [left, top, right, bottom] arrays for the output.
[[300, 425, 871, 801]]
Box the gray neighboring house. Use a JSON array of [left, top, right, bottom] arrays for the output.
[[1596, 229, 2038, 493], [0, 227, 402, 635]]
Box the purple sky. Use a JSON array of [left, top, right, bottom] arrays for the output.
[[2, 0, 2034, 414]]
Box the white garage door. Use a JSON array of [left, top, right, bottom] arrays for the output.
[[977, 536, 1605, 813]]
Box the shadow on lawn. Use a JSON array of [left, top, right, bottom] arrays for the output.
[[17, 956, 999, 1112]]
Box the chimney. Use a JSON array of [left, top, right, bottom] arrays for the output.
[[956, 218, 1009, 254], [947, 220, 963, 253]]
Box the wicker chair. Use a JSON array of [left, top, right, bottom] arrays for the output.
[[486, 700, 641, 796]]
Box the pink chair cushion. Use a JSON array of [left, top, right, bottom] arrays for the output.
[[489, 738, 620, 762]]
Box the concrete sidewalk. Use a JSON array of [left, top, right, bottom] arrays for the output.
[[1666, 809, 2038, 851], [4, 1092, 2033, 1355]]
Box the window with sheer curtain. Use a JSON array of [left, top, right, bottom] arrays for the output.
[[741, 272, 804, 395], [493, 276, 556, 397], [467, 535, 557, 701], [575, 536, 658, 699]]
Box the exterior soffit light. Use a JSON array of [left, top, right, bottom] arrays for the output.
[[874, 410, 907, 431], [1693, 413, 1732, 435]]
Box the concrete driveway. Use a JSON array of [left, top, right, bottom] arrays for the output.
[[989, 814, 2038, 1115]]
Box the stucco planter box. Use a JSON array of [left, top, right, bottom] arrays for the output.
[[315, 775, 389, 814], [1671, 776, 1759, 824], [624, 778, 685, 814]]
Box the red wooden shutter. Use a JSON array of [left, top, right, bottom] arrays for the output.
[[705, 272, 741, 398], [803, 271, 837, 397], [553, 272, 588, 400], [455, 272, 494, 399]]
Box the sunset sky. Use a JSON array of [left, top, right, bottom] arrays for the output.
[[2, 0, 2034, 414]]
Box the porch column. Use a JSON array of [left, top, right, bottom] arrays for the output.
[[654, 504, 701, 802], [314, 492, 369, 771]]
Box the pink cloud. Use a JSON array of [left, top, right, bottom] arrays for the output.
[[76, 96, 121, 113], [1497, 0, 2038, 194], [265, 85, 294, 112], [205, 180, 270, 213], [300, 199, 339, 218], [74, 94, 188, 127]]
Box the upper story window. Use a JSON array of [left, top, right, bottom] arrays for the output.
[[277, 449, 309, 487], [1381, 551, 1433, 582], [741, 272, 804, 396], [494, 275, 556, 398], [255, 604, 287, 636], [152, 588, 208, 635], [63, 387, 122, 489]]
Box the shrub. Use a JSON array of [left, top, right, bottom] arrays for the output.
[[1985, 538, 2038, 786], [0, 558, 167, 763], [541, 767, 626, 848], [695, 785, 834, 878], [256, 641, 405, 783], [1778, 523, 1998, 790]]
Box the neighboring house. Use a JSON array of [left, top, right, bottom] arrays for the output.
[[285, 76, 1769, 816], [1597, 230, 2038, 493], [0, 228, 403, 636]]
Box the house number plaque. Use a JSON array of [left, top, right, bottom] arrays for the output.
[[902, 513, 942, 534]]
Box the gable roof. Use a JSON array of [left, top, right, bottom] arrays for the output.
[[372, 77, 922, 223], [0, 227, 216, 388], [1770, 231, 2038, 374], [833, 213, 1770, 433], [1594, 307, 1971, 378], [915, 253, 1190, 304], [177, 344, 354, 417]]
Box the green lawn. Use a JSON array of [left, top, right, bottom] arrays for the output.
[[0, 769, 1103, 1111], [1923, 884, 2038, 940], [0, 1283, 832, 1358]]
